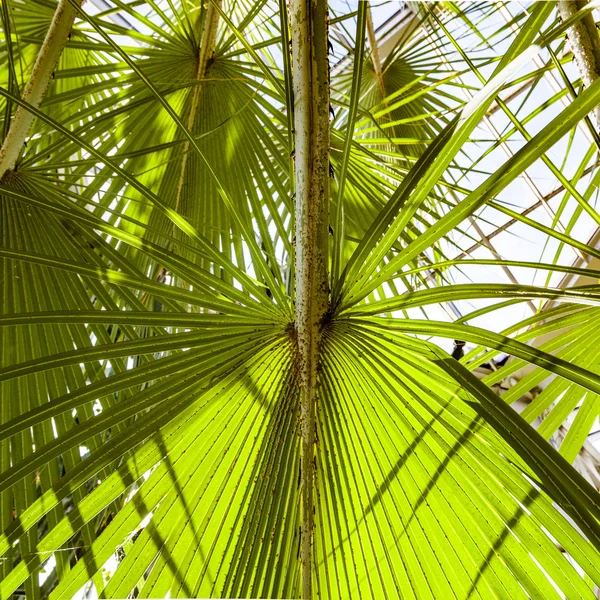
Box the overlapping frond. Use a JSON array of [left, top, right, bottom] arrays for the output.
[[2, 1, 600, 598]]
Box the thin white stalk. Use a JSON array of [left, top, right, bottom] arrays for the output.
[[558, 0, 600, 125], [366, 3, 386, 98], [0, 0, 83, 180], [173, 2, 222, 220], [290, 1, 330, 598]]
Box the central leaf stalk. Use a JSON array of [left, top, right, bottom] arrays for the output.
[[290, 1, 330, 598], [173, 1, 222, 220]]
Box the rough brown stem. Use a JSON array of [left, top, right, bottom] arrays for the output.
[[290, 0, 330, 598]]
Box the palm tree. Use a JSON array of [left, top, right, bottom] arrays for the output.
[[2, 0, 600, 598]]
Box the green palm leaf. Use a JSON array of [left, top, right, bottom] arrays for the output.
[[3, 1, 600, 598]]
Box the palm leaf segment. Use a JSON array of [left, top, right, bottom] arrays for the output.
[[2, 1, 600, 598]]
